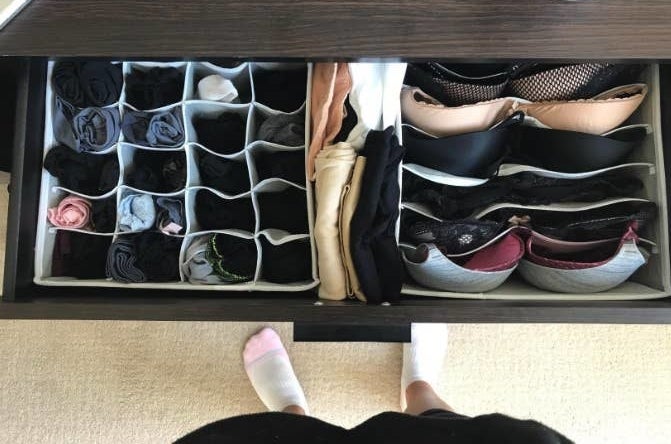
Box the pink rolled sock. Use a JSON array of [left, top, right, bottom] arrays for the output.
[[47, 195, 92, 229]]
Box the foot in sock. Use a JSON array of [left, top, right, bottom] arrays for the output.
[[243, 327, 309, 414], [401, 323, 448, 411]]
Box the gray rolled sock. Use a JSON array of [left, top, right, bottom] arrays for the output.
[[106, 237, 147, 283], [183, 236, 222, 284], [118, 193, 156, 232], [122, 107, 185, 148], [155, 197, 185, 234], [257, 112, 305, 146], [74, 106, 120, 152]]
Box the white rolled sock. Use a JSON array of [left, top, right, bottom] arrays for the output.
[[198, 74, 239, 102], [401, 323, 448, 410], [243, 327, 309, 414]]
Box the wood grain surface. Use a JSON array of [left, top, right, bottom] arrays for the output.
[[1, 0, 671, 58]]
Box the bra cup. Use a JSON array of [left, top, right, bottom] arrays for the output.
[[512, 125, 644, 173], [402, 242, 519, 293], [517, 240, 647, 293], [514, 84, 648, 135], [401, 87, 515, 137]]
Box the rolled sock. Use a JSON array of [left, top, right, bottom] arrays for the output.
[[47, 195, 92, 229], [243, 328, 308, 413], [198, 74, 239, 102], [118, 194, 156, 232], [401, 323, 448, 410]]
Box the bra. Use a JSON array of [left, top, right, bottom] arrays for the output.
[[400, 86, 515, 137], [402, 112, 523, 179], [517, 228, 647, 293], [402, 171, 644, 221], [402, 233, 524, 293], [402, 83, 647, 138], [488, 200, 657, 242], [514, 83, 648, 135], [404, 63, 509, 106], [509, 124, 649, 173], [404, 62, 645, 106], [507, 63, 645, 102]]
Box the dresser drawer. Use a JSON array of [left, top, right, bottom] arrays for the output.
[[2, 57, 671, 325]]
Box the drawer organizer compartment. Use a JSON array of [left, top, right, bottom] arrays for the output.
[[34, 61, 318, 291], [3, 58, 671, 325]]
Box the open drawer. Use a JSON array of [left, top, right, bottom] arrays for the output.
[[2, 58, 671, 327]]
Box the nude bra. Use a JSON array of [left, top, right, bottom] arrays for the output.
[[401, 83, 648, 137], [404, 62, 645, 106], [515, 83, 648, 135], [401, 86, 515, 137]]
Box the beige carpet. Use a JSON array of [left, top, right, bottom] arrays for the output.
[[1, 181, 671, 443]]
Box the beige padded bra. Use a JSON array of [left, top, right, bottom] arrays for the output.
[[402, 83, 648, 136]]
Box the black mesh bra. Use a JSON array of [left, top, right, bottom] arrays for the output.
[[404, 62, 645, 106]]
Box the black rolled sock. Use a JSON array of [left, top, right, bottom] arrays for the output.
[[134, 232, 181, 282], [91, 197, 117, 233], [198, 151, 250, 195], [195, 190, 255, 232], [207, 234, 258, 282], [127, 150, 186, 193], [193, 112, 246, 155], [254, 149, 305, 185], [253, 66, 307, 112], [260, 237, 312, 283], [43, 145, 119, 196], [53, 61, 122, 108], [257, 187, 308, 234], [125, 67, 184, 110]]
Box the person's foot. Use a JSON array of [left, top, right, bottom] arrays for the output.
[[401, 323, 448, 411], [243, 327, 309, 414]]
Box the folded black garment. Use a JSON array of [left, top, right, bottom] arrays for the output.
[[126, 150, 186, 193], [350, 127, 405, 304], [43, 145, 119, 195], [509, 125, 647, 173], [53, 61, 123, 108], [403, 112, 522, 179], [404, 63, 510, 106], [198, 151, 250, 195], [51, 231, 112, 279], [506, 63, 645, 101], [122, 106, 185, 148], [403, 171, 644, 220], [256, 187, 309, 234], [195, 190, 255, 232], [53, 97, 121, 153], [193, 112, 246, 155], [207, 234, 258, 282], [257, 111, 305, 146], [125, 67, 184, 110], [253, 65, 307, 112], [91, 197, 117, 233], [403, 217, 505, 254], [254, 149, 305, 184], [487, 200, 657, 242], [259, 237, 312, 283]]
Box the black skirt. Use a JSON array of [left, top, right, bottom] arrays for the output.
[[175, 409, 573, 444]]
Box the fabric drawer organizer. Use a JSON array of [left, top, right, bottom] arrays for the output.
[[34, 61, 671, 301], [35, 61, 318, 291]]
